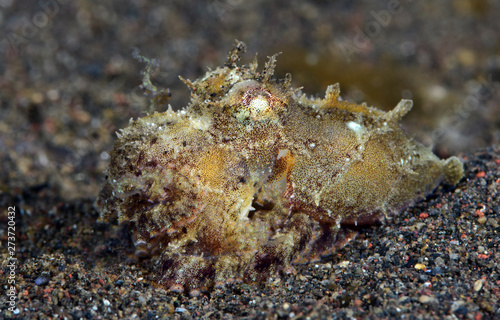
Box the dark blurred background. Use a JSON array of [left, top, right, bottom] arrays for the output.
[[1, 0, 499, 199]]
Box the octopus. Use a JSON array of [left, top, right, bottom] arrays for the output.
[[96, 41, 464, 296]]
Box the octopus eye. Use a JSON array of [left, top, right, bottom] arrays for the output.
[[225, 80, 283, 121], [243, 89, 271, 111], [238, 88, 277, 121]]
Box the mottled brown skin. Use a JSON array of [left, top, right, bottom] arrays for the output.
[[96, 42, 464, 296]]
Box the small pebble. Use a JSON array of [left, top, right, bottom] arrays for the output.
[[429, 267, 443, 276], [434, 257, 445, 266], [34, 277, 50, 286], [414, 263, 426, 270], [474, 279, 483, 292], [338, 261, 350, 268], [175, 307, 187, 313], [419, 295, 435, 304]]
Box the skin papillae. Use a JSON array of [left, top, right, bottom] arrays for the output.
[[96, 41, 464, 296]]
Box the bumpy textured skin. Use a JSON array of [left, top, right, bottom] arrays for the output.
[[96, 42, 464, 295]]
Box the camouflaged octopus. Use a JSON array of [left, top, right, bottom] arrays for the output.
[[96, 42, 464, 296]]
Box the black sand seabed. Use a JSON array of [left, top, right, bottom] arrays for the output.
[[1, 1, 500, 319]]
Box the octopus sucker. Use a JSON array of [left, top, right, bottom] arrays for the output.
[[96, 41, 464, 295]]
